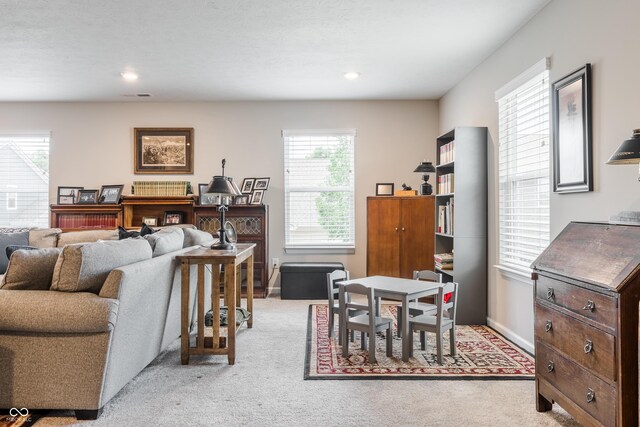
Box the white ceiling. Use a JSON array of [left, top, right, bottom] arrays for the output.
[[0, 0, 550, 102]]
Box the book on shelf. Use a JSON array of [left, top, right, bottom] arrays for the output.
[[437, 198, 454, 235], [437, 173, 454, 194], [435, 262, 453, 270], [58, 214, 116, 229], [434, 252, 453, 263], [438, 140, 455, 165], [132, 181, 189, 196]]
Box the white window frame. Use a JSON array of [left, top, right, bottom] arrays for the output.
[[495, 58, 551, 279], [283, 129, 356, 254]]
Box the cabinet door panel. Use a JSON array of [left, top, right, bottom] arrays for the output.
[[400, 197, 435, 278], [367, 198, 400, 276]]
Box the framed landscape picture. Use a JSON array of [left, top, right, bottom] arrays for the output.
[[57, 186, 83, 204], [134, 128, 194, 174], [254, 177, 270, 191]]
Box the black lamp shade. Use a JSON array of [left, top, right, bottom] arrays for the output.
[[204, 176, 240, 196], [607, 129, 640, 164], [414, 161, 436, 173]]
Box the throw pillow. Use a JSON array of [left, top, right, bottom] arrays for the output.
[[0, 247, 62, 290], [118, 224, 157, 240], [5, 245, 37, 260], [0, 231, 29, 274], [183, 228, 216, 248], [50, 238, 152, 293], [28, 228, 61, 248], [143, 227, 184, 257], [57, 229, 119, 247]]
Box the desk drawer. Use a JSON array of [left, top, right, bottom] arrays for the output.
[[536, 341, 616, 426], [535, 302, 616, 382], [535, 275, 617, 330]]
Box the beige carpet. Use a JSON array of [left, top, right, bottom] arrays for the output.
[[31, 297, 579, 427]]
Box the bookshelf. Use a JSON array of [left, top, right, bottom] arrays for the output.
[[434, 127, 487, 324], [121, 195, 196, 228], [50, 204, 123, 231]]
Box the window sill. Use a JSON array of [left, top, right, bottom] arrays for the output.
[[494, 264, 533, 285], [284, 246, 355, 255]]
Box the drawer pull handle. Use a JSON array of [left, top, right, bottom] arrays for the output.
[[586, 388, 595, 403], [546, 361, 554, 373], [584, 340, 593, 354], [395, 227, 398, 232], [546, 288, 555, 299], [582, 300, 595, 312], [401, 227, 405, 231], [544, 320, 552, 332]]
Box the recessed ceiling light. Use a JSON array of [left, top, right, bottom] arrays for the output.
[[344, 72, 360, 80], [121, 71, 139, 81]]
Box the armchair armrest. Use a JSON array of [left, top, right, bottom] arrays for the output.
[[0, 290, 118, 333]]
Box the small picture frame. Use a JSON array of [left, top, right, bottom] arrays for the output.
[[250, 190, 264, 205], [198, 183, 220, 206], [57, 186, 83, 205], [142, 217, 157, 227], [163, 211, 184, 225], [376, 183, 394, 196], [234, 195, 249, 205], [254, 177, 270, 191], [98, 184, 124, 204], [241, 178, 255, 194], [77, 189, 99, 204]]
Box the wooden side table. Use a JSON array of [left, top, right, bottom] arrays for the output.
[[177, 243, 255, 365]]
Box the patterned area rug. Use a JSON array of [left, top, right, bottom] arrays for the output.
[[305, 304, 535, 380]]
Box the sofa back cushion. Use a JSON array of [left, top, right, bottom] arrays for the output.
[[29, 228, 61, 248], [0, 247, 62, 290], [183, 228, 216, 248], [144, 227, 184, 257], [0, 231, 29, 274], [51, 238, 152, 293], [57, 229, 119, 247]]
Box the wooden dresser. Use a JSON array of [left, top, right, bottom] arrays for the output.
[[531, 222, 640, 426]]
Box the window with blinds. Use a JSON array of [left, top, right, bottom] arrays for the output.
[[496, 59, 550, 275], [0, 133, 50, 228], [283, 129, 355, 251]]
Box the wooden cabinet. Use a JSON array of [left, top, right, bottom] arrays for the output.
[[532, 221, 640, 427], [366, 196, 434, 278], [50, 204, 123, 231], [121, 195, 196, 228], [434, 126, 487, 325], [194, 205, 269, 298]]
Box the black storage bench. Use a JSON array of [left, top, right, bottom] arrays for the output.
[[280, 262, 344, 299]]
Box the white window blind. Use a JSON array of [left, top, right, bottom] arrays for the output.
[[496, 60, 550, 274], [0, 133, 50, 228], [283, 129, 355, 250]]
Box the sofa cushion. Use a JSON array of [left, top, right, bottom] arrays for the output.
[[29, 228, 61, 248], [183, 228, 216, 248], [51, 238, 152, 293], [144, 227, 184, 257], [0, 231, 29, 274], [57, 229, 119, 247], [0, 247, 62, 290]]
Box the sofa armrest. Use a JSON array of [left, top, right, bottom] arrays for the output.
[[0, 290, 118, 333]]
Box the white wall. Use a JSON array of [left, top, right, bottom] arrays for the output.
[[0, 100, 438, 278], [439, 0, 640, 352]]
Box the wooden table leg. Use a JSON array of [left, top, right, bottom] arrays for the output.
[[401, 295, 410, 362], [226, 261, 237, 365], [197, 264, 205, 350], [236, 264, 242, 307], [247, 254, 254, 328], [211, 263, 221, 349], [180, 262, 190, 365]]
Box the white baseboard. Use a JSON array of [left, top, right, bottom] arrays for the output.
[[486, 317, 534, 354]]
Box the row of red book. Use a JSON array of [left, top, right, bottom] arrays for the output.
[[57, 214, 117, 229]]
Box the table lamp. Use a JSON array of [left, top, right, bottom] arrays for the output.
[[204, 159, 241, 249], [414, 161, 436, 195], [606, 129, 640, 224]]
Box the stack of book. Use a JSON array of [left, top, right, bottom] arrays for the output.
[[133, 181, 189, 196], [434, 252, 454, 271]]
